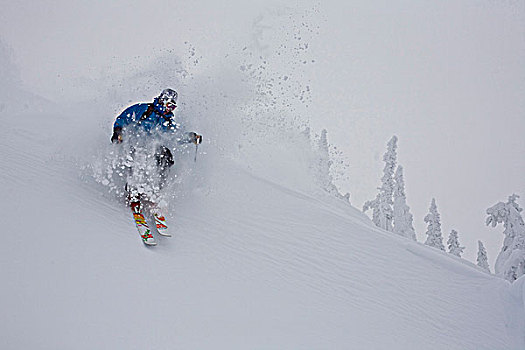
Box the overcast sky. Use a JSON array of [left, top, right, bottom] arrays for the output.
[[1, 0, 524, 265]]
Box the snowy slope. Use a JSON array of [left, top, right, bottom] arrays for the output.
[[0, 97, 524, 350]]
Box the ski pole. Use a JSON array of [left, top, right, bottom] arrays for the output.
[[194, 144, 198, 163]]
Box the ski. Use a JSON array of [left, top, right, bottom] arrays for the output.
[[153, 211, 171, 237], [131, 203, 157, 246]]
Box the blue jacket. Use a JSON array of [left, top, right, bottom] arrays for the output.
[[114, 99, 177, 134], [113, 98, 197, 146]]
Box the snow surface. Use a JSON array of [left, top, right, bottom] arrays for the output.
[[1, 87, 524, 349]]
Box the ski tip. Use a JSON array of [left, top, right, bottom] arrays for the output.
[[157, 231, 172, 237], [143, 238, 158, 246]]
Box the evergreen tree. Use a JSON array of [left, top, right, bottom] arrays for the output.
[[363, 136, 397, 231], [447, 229, 465, 257], [477, 240, 491, 273], [486, 194, 525, 282], [316, 129, 348, 200], [392, 165, 416, 240], [317, 129, 334, 192], [424, 198, 445, 251]]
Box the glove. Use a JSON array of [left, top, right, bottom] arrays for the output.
[[111, 127, 123, 143], [195, 134, 203, 145], [189, 132, 202, 145]]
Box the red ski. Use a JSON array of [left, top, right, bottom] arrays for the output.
[[131, 202, 157, 246]]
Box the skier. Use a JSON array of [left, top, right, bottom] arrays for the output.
[[111, 88, 202, 245]]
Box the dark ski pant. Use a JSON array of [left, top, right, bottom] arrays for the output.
[[155, 146, 174, 186]]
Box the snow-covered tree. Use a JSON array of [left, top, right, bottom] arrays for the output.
[[317, 129, 334, 191], [392, 165, 416, 240], [315, 129, 349, 201], [447, 229, 465, 257], [477, 240, 491, 273], [363, 136, 397, 231], [424, 198, 445, 251], [486, 194, 525, 282]]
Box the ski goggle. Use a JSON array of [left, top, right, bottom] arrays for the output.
[[164, 99, 177, 109]]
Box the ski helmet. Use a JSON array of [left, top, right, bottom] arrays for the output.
[[158, 88, 178, 105], [155, 88, 178, 114]]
